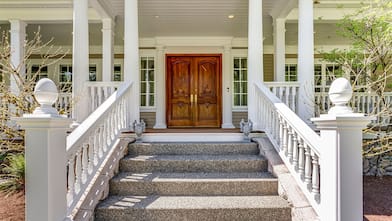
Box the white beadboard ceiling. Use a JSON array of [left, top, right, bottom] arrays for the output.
[[0, 0, 362, 46]]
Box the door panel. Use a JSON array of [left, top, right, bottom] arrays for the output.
[[194, 57, 220, 127], [166, 55, 221, 128], [167, 57, 193, 126]]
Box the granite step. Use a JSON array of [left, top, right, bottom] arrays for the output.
[[120, 154, 268, 173], [95, 195, 292, 221], [110, 172, 278, 196], [128, 142, 259, 156]]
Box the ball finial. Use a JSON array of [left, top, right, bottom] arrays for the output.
[[33, 78, 60, 116], [328, 78, 353, 115]]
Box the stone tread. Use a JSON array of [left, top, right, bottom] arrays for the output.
[[120, 154, 268, 173], [110, 172, 278, 196], [97, 195, 291, 210], [95, 195, 292, 221], [129, 142, 259, 155]]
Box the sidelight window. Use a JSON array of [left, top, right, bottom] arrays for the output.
[[233, 57, 248, 107], [140, 57, 155, 107]]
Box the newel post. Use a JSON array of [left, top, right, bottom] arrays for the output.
[[312, 78, 373, 221], [13, 79, 72, 221]]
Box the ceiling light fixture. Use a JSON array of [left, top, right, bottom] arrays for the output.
[[228, 15, 235, 19], [154, 15, 160, 19]]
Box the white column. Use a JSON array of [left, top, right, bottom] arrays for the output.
[[222, 45, 235, 128], [9, 20, 26, 95], [72, 0, 90, 123], [247, 0, 264, 129], [154, 45, 167, 129], [124, 0, 140, 123], [102, 18, 114, 82], [273, 18, 286, 82], [297, 0, 315, 121]]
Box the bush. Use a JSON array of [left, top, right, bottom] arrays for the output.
[[0, 154, 25, 195]]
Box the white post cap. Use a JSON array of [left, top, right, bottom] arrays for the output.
[[328, 77, 353, 115], [32, 78, 60, 117]]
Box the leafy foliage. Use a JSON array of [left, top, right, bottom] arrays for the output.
[[321, 0, 392, 175], [0, 154, 25, 194]]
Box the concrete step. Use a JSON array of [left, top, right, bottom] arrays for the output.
[[110, 172, 278, 196], [95, 195, 292, 221], [120, 154, 268, 173], [128, 142, 259, 156]]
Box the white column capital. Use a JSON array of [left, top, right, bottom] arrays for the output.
[[102, 17, 114, 30]]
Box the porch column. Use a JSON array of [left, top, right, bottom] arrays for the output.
[[154, 45, 167, 129], [102, 18, 114, 82], [72, 0, 90, 123], [9, 19, 26, 95], [297, 0, 315, 121], [124, 0, 140, 123], [273, 18, 286, 82], [247, 0, 264, 129], [222, 45, 235, 128]]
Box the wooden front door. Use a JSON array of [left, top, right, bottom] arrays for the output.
[[166, 55, 222, 127]]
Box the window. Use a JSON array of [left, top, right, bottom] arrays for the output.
[[31, 65, 48, 82], [233, 57, 247, 107], [113, 64, 122, 81], [285, 64, 297, 82], [59, 64, 72, 92], [140, 57, 155, 107], [89, 65, 97, 81], [314, 64, 322, 92]]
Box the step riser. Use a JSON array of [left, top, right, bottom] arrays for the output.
[[129, 143, 259, 156], [110, 180, 278, 196], [120, 159, 268, 173], [96, 208, 292, 221]]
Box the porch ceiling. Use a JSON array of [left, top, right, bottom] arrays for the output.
[[0, 0, 362, 46]]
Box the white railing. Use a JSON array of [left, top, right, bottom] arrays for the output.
[[86, 81, 121, 114], [264, 82, 300, 112], [255, 82, 322, 213], [316, 92, 392, 124], [55, 82, 121, 118], [65, 81, 132, 219]]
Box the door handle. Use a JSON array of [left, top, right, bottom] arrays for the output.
[[190, 94, 194, 104], [195, 94, 197, 104]]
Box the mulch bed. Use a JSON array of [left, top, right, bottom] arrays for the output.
[[0, 176, 391, 221]]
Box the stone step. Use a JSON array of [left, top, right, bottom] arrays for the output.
[[120, 154, 268, 173], [128, 142, 259, 156], [95, 195, 292, 221], [110, 172, 278, 196]]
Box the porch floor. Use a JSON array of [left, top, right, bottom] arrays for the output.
[[145, 128, 241, 133]]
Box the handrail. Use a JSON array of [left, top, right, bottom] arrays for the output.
[[254, 82, 322, 214], [65, 81, 133, 219]]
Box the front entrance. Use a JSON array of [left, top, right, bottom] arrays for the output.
[[166, 54, 222, 128]]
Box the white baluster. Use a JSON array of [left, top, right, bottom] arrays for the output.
[[292, 132, 299, 171], [311, 151, 320, 202], [304, 144, 312, 190], [88, 136, 94, 174], [67, 157, 75, 206], [279, 116, 284, 148], [298, 138, 305, 180], [282, 121, 288, 155], [287, 127, 294, 163], [81, 143, 88, 184], [74, 150, 82, 194]]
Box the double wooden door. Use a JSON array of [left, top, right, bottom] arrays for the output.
[[166, 55, 222, 127]]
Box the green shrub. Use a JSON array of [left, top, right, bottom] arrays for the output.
[[0, 154, 25, 195]]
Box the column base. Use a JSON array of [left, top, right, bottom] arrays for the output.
[[153, 124, 167, 129], [221, 123, 235, 129]]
